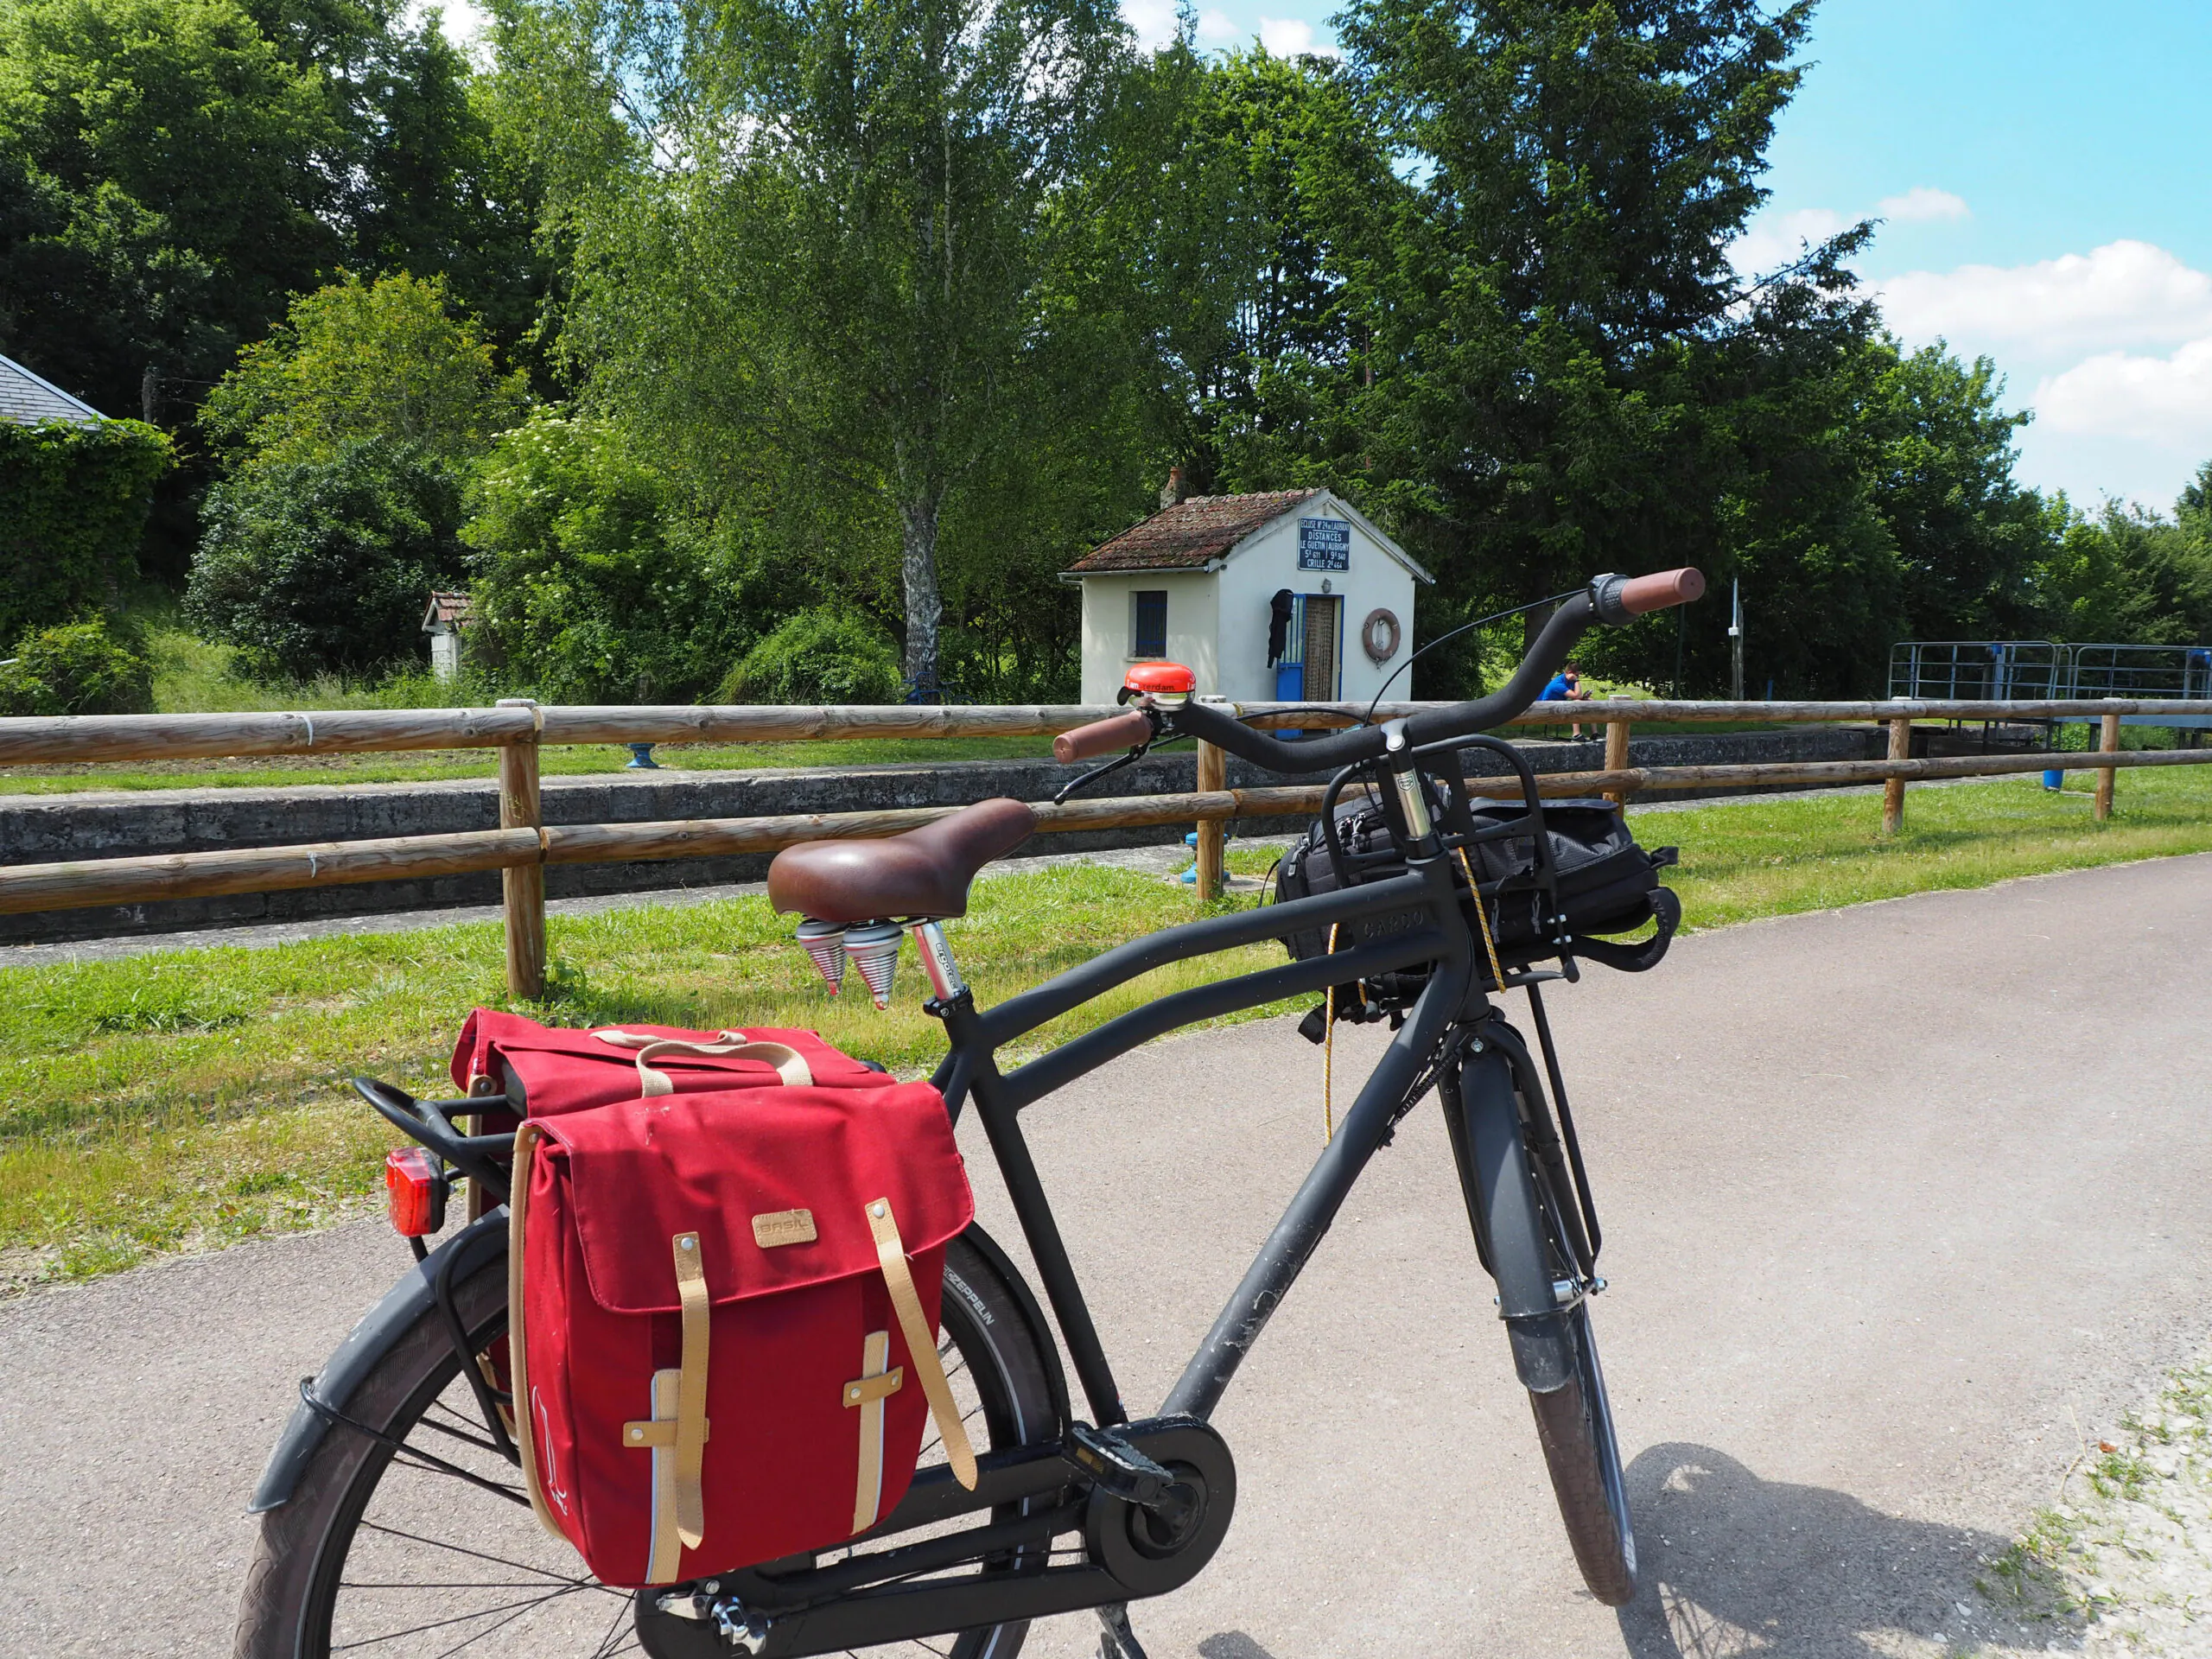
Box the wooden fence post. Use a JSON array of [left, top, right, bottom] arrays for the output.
[[1195, 739, 1225, 900], [1602, 715, 1631, 807], [1883, 715, 1911, 835], [496, 697, 546, 999], [2094, 711, 2121, 821]]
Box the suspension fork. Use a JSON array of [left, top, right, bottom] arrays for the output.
[[1441, 1019, 1577, 1394]]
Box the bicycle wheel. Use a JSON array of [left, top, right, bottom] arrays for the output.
[[237, 1231, 1064, 1658], [1524, 1156, 1637, 1606]]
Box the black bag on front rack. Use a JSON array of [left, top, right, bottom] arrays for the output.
[[1274, 792, 1680, 976]]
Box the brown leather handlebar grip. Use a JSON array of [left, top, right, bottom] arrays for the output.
[[1618, 567, 1706, 614], [1052, 709, 1154, 764]]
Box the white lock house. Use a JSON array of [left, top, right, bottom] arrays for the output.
[[1065, 486, 1432, 706]]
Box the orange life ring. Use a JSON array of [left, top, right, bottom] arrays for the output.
[[1361, 607, 1402, 664]]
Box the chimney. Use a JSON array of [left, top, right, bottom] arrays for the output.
[[1160, 465, 1188, 510]]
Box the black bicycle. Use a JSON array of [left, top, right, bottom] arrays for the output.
[[237, 568, 1704, 1658]]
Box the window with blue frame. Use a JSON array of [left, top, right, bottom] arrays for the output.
[[1131, 590, 1166, 658]]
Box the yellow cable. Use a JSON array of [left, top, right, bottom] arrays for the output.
[[1454, 843, 1509, 993], [1323, 922, 1339, 1144]]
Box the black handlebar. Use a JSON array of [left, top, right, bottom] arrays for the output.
[[1170, 588, 1603, 775]]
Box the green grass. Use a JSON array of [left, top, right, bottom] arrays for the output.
[[3, 766, 2211, 1289], [0, 736, 1057, 794]]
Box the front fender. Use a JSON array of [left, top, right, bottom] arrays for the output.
[[247, 1208, 509, 1513]]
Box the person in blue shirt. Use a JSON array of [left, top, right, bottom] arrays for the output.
[[1540, 662, 1592, 738]]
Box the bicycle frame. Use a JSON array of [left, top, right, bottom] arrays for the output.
[[927, 846, 1478, 1430]]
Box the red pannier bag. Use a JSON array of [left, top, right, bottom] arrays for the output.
[[509, 1066, 980, 1587], [451, 1009, 888, 1115]]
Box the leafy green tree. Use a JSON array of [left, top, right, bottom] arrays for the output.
[[186, 436, 469, 678], [200, 270, 527, 469], [1866, 341, 2052, 641], [186, 273, 525, 677], [464, 414, 763, 702], [2033, 493, 2212, 648], [0, 0, 339, 417], [1162, 50, 1408, 494], [500, 0, 1152, 693]]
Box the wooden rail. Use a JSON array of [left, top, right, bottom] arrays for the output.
[[5, 696, 2208, 996], [4, 696, 2210, 766]]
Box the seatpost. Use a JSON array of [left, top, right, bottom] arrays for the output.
[[912, 920, 968, 1002], [1380, 719, 1440, 858]]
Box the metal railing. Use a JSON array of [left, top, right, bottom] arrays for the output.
[[1891, 640, 2212, 728]]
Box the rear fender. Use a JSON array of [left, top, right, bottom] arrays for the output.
[[247, 1208, 510, 1513]]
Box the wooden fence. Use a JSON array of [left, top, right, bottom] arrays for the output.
[[4, 696, 2208, 998]]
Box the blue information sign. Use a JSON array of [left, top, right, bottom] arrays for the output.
[[1297, 518, 1351, 571]]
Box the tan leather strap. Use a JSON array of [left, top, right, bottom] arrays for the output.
[[592, 1029, 814, 1096], [863, 1198, 976, 1491], [671, 1232, 711, 1551], [845, 1330, 902, 1532], [508, 1122, 569, 1541]]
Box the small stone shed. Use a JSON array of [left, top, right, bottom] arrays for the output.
[[1065, 487, 1431, 706]]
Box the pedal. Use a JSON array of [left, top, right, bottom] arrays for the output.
[[1065, 1421, 1175, 1510], [1096, 1601, 1152, 1659]]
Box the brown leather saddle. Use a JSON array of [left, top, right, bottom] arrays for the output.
[[766, 798, 1037, 924]]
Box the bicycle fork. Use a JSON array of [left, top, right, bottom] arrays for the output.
[[1442, 1023, 1579, 1394]]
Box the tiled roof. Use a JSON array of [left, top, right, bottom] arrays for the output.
[[422, 591, 475, 630], [1068, 489, 1322, 573], [0, 353, 105, 425]]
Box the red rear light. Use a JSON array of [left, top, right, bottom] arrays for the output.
[[385, 1146, 447, 1237]]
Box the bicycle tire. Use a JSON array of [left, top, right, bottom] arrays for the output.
[[235, 1230, 1063, 1659], [1524, 1160, 1637, 1605]]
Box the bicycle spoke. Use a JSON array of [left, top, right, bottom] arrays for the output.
[[330, 1583, 598, 1650], [354, 1520, 626, 1595]]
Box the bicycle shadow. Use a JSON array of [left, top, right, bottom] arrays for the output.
[[1197, 1636, 1277, 1659], [1613, 1444, 2081, 1657]]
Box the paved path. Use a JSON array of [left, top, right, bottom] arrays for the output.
[[3, 855, 2209, 1656]]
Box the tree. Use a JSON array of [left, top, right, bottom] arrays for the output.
[[185, 272, 526, 676], [200, 270, 527, 469], [187, 437, 470, 678], [464, 414, 764, 701], [1866, 341, 2051, 641], [0, 0, 549, 578], [499, 0, 1151, 692], [0, 0, 340, 418]]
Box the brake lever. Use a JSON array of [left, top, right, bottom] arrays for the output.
[[1051, 718, 1162, 804]]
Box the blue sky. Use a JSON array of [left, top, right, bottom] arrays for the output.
[[436, 0, 2212, 512]]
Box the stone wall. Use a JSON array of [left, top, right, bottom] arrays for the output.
[[0, 725, 1882, 943]]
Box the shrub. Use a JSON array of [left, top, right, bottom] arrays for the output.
[[0, 418, 174, 640], [0, 619, 155, 715], [717, 607, 904, 704], [465, 416, 762, 702], [185, 438, 468, 682]]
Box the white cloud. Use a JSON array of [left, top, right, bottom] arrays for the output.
[[2037, 339, 2212, 442], [409, 0, 490, 49], [1877, 186, 1969, 223], [1878, 240, 2212, 355], [1122, 0, 1182, 50], [1729, 207, 1848, 275], [1257, 16, 1337, 56], [1195, 8, 1237, 42]]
